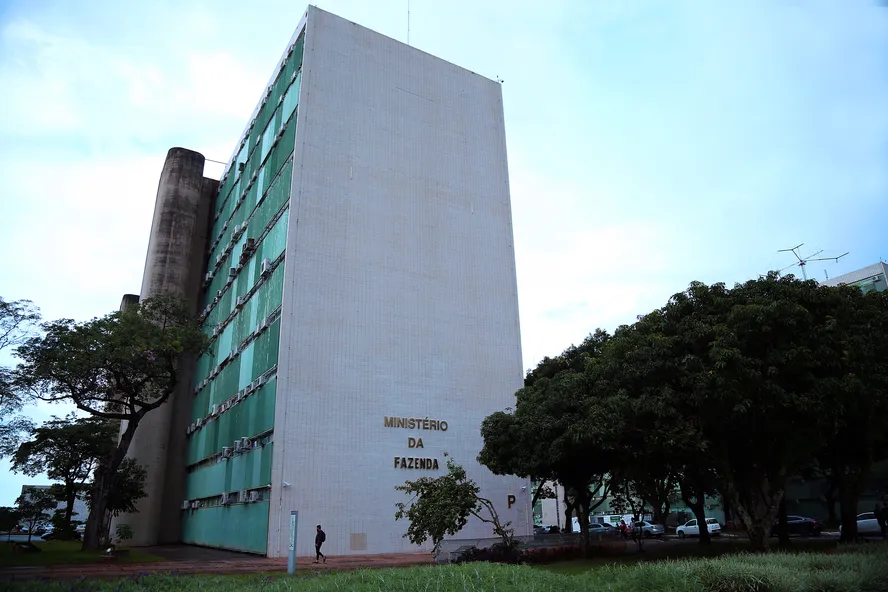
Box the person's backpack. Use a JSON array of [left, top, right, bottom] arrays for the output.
[[319, 531, 326, 543]]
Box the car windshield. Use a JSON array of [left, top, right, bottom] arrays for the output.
[[706, 519, 718, 524], [858, 513, 875, 520]]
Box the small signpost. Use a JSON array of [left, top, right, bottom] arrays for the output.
[[288, 510, 298, 575]]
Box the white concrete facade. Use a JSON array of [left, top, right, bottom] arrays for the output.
[[266, 7, 529, 557]]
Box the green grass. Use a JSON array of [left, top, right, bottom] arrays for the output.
[[0, 540, 163, 566], [538, 538, 840, 574], [2, 543, 886, 591]]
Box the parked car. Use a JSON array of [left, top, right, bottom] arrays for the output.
[[41, 529, 81, 541], [633, 521, 664, 538], [769, 515, 823, 537], [839, 513, 882, 536], [588, 523, 617, 536], [533, 525, 560, 535], [676, 518, 722, 538]]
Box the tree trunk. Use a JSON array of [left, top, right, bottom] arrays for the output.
[[563, 497, 574, 533], [680, 479, 711, 545], [82, 418, 139, 551], [837, 471, 867, 543], [688, 498, 711, 545], [824, 478, 837, 526], [724, 475, 784, 551], [777, 497, 790, 546]]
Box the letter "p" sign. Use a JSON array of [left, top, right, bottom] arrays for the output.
[[507, 494, 516, 508]]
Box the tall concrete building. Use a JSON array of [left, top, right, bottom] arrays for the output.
[[116, 6, 529, 557]]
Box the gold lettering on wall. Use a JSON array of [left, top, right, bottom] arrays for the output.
[[387, 416, 444, 471], [394, 457, 440, 470], [383, 416, 448, 431]]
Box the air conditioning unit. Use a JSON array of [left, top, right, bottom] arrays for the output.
[[260, 258, 272, 276], [191, 501, 201, 509], [257, 374, 268, 387], [238, 162, 246, 172], [181, 500, 190, 510], [216, 289, 223, 299], [241, 437, 253, 450], [211, 404, 219, 416], [188, 422, 196, 433], [229, 267, 238, 278], [238, 489, 248, 503], [236, 390, 244, 402], [233, 440, 243, 452], [222, 446, 232, 458], [249, 491, 262, 503], [236, 295, 245, 308], [221, 493, 233, 505], [244, 238, 256, 251]]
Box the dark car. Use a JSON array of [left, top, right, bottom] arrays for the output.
[[769, 515, 823, 537]]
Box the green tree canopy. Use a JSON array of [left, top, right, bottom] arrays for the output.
[[480, 330, 617, 546], [12, 415, 116, 536], [395, 455, 514, 553], [13, 294, 207, 550], [15, 488, 56, 543], [0, 297, 40, 456], [0, 506, 21, 541]]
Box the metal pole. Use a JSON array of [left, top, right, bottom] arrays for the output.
[[287, 510, 298, 575]]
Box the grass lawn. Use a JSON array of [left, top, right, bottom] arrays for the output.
[[2, 543, 886, 591], [0, 540, 163, 566], [537, 538, 840, 574]]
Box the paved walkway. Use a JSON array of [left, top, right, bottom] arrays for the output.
[[0, 552, 434, 581]]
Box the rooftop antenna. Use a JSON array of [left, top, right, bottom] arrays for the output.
[[777, 243, 849, 281]]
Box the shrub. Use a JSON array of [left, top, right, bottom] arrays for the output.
[[521, 545, 585, 564]]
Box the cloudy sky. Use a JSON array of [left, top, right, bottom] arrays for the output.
[[1, 0, 886, 504]]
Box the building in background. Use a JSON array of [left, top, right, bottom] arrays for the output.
[[821, 261, 888, 293], [114, 5, 529, 557]]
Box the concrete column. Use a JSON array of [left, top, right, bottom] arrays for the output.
[[113, 148, 212, 547], [119, 294, 140, 312], [157, 176, 217, 544]]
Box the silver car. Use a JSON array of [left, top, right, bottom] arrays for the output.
[[635, 521, 665, 538], [839, 512, 882, 536]]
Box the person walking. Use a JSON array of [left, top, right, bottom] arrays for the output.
[[314, 525, 326, 563]]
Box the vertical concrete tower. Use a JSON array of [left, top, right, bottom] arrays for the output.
[[114, 148, 215, 546]]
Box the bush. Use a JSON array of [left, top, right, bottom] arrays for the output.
[[454, 542, 524, 564], [521, 545, 586, 564]]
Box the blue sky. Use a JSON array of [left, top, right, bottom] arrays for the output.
[[0, 0, 886, 504]]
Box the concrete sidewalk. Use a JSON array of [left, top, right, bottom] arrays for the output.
[[0, 552, 435, 581]]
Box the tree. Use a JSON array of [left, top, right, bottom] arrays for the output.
[[587, 310, 718, 544], [0, 297, 40, 455], [15, 488, 56, 542], [13, 295, 208, 550], [480, 330, 616, 549], [395, 455, 514, 554], [86, 458, 147, 545], [11, 415, 116, 537], [656, 276, 848, 549], [0, 507, 21, 541], [813, 287, 888, 541]]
